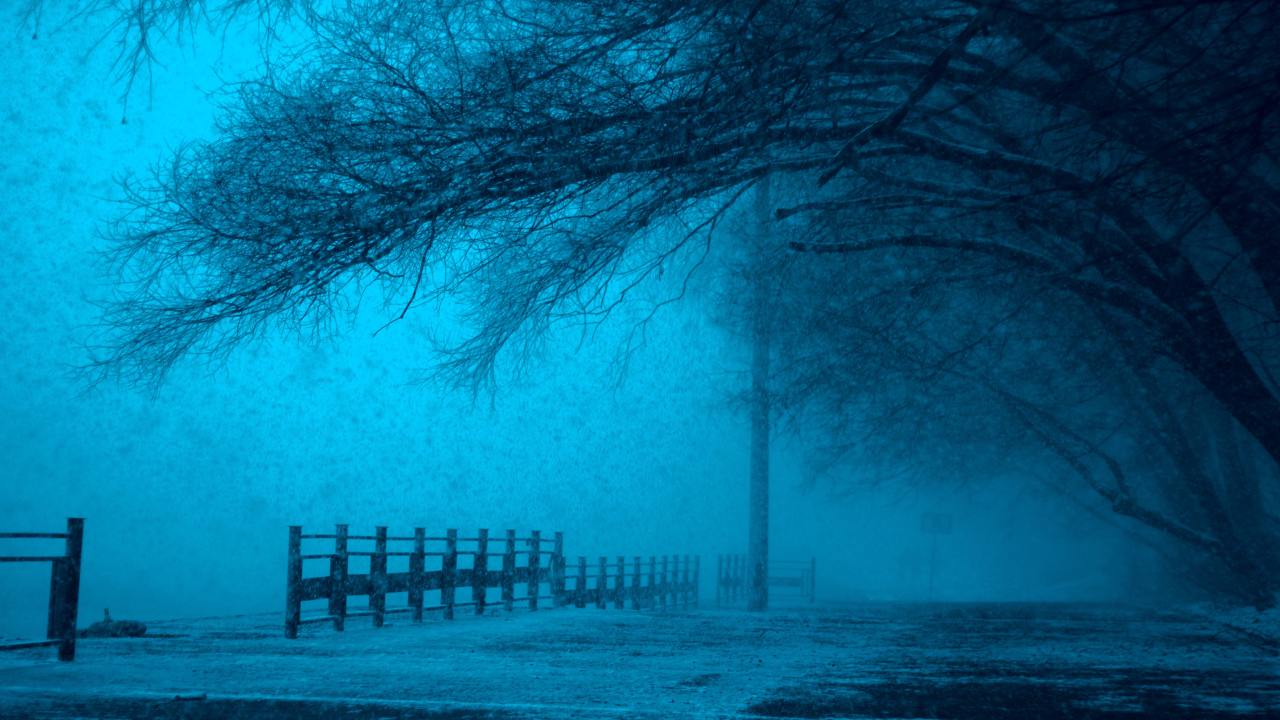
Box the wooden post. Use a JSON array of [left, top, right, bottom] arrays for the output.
[[693, 556, 700, 608], [716, 555, 723, 607], [443, 528, 458, 620], [46, 558, 64, 640], [330, 524, 349, 631], [728, 555, 736, 603], [676, 555, 683, 608], [527, 530, 541, 611], [552, 531, 565, 607], [729, 555, 736, 603], [596, 556, 607, 609], [660, 555, 669, 610], [734, 555, 743, 603], [631, 555, 641, 610], [54, 518, 83, 661], [732, 550, 742, 602], [371, 526, 388, 628], [666, 555, 673, 609], [409, 528, 425, 623], [648, 556, 656, 609], [615, 556, 626, 609], [285, 525, 302, 639], [673, 555, 680, 608], [576, 556, 587, 608], [503, 529, 516, 612], [474, 529, 489, 615], [733, 554, 738, 602], [682, 554, 691, 609]]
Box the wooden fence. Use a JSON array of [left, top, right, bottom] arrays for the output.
[[562, 554, 698, 611], [286, 525, 699, 638], [716, 554, 815, 605], [0, 518, 84, 661]]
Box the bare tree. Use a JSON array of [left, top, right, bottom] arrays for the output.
[[76, 0, 1279, 601], [760, 241, 1278, 607], [20, 1, 311, 115]]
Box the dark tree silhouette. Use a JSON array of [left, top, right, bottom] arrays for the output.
[[754, 236, 1280, 607], [76, 0, 1279, 602]]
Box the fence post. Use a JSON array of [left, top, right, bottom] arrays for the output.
[[410, 527, 425, 623], [734, 555, 743, 603], [676, 555, 683, 608], [682, 554, 690, 609], [693, 556, 700, 608], [595, 556, 607, 609], [615, 556, 626, 609], [667, 555, 675, 609], [648, 556, 656, 609], [552, 531, 565, 607], [53, 518, 83, 661], [631, 555, 642, 610], [443, 528, 458, 620], [660, 556, 669, 610], [285, 525, 302, 639], [732, 550, 742, 602], [575, 556, 587, 608], [728, 555, 736, 603], [372, 526, 388, 628], [528, 530, 541, 611], [503, 529, 516, 612], [331, 524, 349, 631], [728, 555, 735, 603], [46, 558, 64, 640], [474, 529, 489, 615], [674, 555, 680, 608], [672, 555, 680, 609], [716, 555, 723, 607]]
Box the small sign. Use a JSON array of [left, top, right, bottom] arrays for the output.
[[920, 513, 952, 535]]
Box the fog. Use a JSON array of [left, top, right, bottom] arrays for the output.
[[0, 11, 1159, 639]]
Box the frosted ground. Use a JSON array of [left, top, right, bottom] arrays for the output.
[[1, 603, 1276, 719]]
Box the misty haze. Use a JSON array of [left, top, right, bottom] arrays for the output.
[[1, 2, 1277, 718]]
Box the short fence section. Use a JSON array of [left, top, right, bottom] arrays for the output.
[[564, 554, 698, 611], [286, 525, 698, 638], [0, 518, 84, 661], [716, 554, 815, 605]]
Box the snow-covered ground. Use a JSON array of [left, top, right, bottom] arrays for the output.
[[1174, 602, 1280, 650], [0, 603, 1276, 718]]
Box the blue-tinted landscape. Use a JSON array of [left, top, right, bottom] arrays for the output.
[[1, 2, 1277, 718]]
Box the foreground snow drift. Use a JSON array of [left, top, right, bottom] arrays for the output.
[[0, 603, 1275, 719]]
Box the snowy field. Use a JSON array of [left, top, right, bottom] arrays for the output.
[[0, 603, 1276, 719]]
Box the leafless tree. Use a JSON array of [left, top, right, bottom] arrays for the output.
[[72, 0, 1279, 601]]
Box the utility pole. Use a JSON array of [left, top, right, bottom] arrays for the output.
[[747, 172, 771, 611]]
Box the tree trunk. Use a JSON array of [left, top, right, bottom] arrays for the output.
[[1209, 408, 1280, 577], [747, 174, 772, 612], [1133, 372, 1276, 609]]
